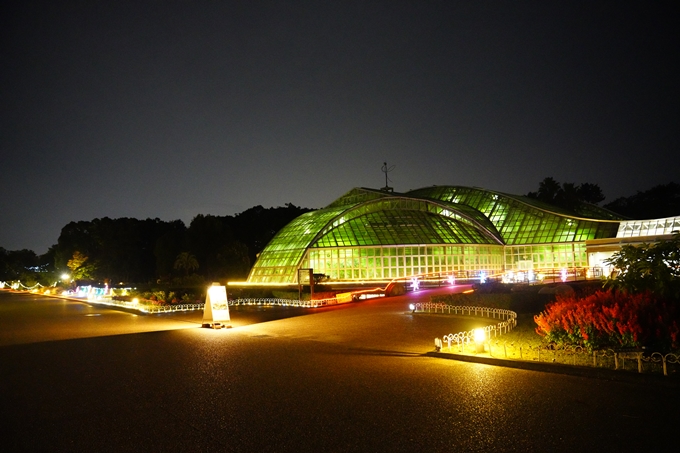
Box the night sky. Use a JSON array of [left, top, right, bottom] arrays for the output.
[[2, 1, 678, 254]]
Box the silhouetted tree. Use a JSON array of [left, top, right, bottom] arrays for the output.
[[0, 248, 39, 281], [604, 182, 680, 219], [576, 183, 605, 205], [154, 220, 187, 278], [173, 252, 199, 276], [231, 203, 313, 265], [527, 177, 607, 213]]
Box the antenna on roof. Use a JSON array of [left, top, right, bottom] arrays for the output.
[[381, 162, 395, 193]]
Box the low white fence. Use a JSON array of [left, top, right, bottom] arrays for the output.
[[83, 297, 205, 313], [417, 302, 680, 377], [484, 341, 680, 377], [79, 296, 336, 312], [411, 302, 518, 353], [229, 297, 338, 308]]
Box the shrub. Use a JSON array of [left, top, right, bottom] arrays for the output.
[[534, 289, 680, 352]]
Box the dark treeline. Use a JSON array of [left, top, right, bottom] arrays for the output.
[[526, 178, 680, 220], [603, 182, 680, 219], [1, 204, 311, 286]]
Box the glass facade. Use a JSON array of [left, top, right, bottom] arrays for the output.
[[616, 216, 680, 238], [406, 186, 620, 245], [246, 186, 624, 284], [301, 245, 504, 281], [504, 243, 588, 271]]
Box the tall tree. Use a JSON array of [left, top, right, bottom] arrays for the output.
[[527, 177, 607, 213], [604, 182, 680, 219], [576, 183, 605, 205], [67, 251, 96, 280], [173, 252, 199, 276], [536, 177, 562, 204]]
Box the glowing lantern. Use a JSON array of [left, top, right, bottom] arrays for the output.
[[202, 283, 231, 329], [473, 328, 486, 353]]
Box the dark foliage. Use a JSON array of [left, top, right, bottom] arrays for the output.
[[229, 203, 314, 265], [40, 204, 313, 284], [604, 182, 680, 219], [526, 177, 606, 214]]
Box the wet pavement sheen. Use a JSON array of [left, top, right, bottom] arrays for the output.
[[1, 289, 678, 452]]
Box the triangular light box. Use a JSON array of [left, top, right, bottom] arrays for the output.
[[202, 283, 231, 329]]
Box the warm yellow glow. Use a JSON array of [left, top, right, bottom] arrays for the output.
[[208, 285, 225, 300], [44, 290, 51, 295], [227, 281, 293, 287], [463, 289, 475, 294], [473, 328, 485, 343], [132, 298, 139, 305]]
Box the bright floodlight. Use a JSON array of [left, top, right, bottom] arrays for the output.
[[61, 273, 70, 281], [474, 328, 485, 343], [409, 303, 415, 312], [473, 328, 486, 353]]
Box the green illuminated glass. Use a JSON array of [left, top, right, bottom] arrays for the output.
[[247, 185, 624, 284], [406, 186, 620, 245]]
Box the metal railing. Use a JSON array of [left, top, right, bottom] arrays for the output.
[[66, 295, 336, 312], [412, 302, 516, 320], [483, 341, 680, 377], [83, 297, 205, 313], [420, 302, 680, 377], [229, 297, 338, 308], [410, 303, 518, 354]]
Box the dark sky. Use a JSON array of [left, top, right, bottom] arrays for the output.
[[2, 1, 678, 254]]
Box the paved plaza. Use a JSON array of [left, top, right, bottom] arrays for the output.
[[1, 288, 678, 452]]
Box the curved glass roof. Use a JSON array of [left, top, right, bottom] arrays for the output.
[[247, 185, 624, 283], [248, 190, 503, 283], [406, 186, 621, 245], [311, 197, 503, 247]]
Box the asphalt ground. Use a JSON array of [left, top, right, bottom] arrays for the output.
[[2, 288, 679, 452]]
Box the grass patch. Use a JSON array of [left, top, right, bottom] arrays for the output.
[[497, 313, 545, 348]]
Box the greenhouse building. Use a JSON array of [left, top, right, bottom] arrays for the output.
[[245, 186, 680, 286]]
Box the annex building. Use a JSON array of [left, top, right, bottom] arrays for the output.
[[245, 186, 680, 286]]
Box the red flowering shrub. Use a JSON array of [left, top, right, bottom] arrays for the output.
[[534, 289, 680, 351]]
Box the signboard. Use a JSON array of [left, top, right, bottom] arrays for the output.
[[202, 283, 231, 329], [336, 292, 353, 304], [298, 268, 314, 300]]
